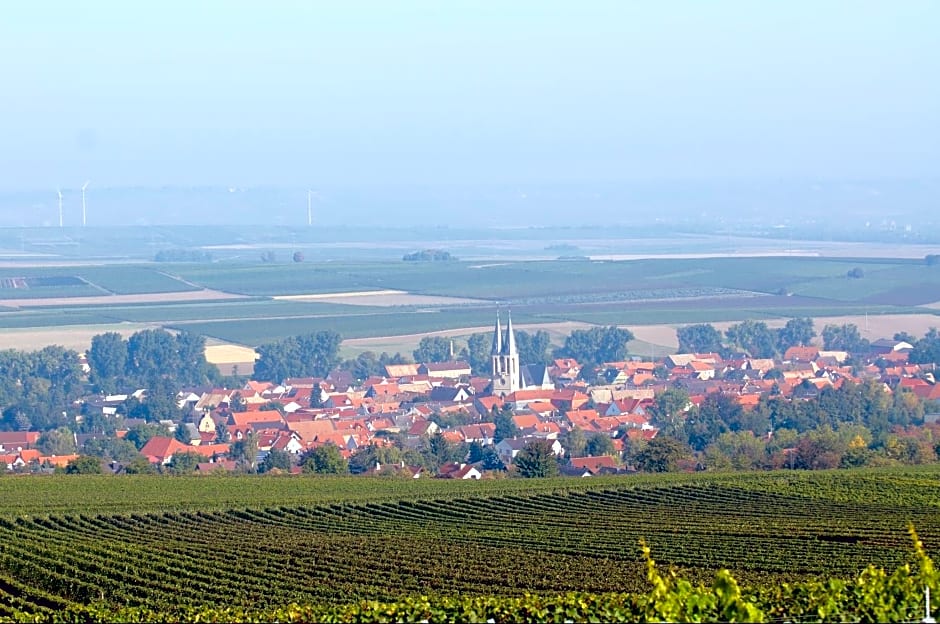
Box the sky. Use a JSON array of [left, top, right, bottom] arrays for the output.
[[1, 0, 938, 192]]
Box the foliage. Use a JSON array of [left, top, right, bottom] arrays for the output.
[[512, 439, 560, 478], [725, 320, 778, 358], [260, 449, 295, 473], [64, 455, 103, 474], [166, 451, 208, 475], [412, 336, 453, 363], [910, 328, 940, 366], [36, 427, 77, 456], [254, 330, 342, 382], [634, 436, 691, 472], [777, 317, 815, 350], [402, 249, 455, 261], [822, 323, 870, 352], [677, 323, 724, 354], [492, 406, 518, 443], [556, 326, 634, 367], [302, 443, 349, 474], [124, 423, 168, 451], [515, 329, 552, 365], [585, 432, 616, 457]]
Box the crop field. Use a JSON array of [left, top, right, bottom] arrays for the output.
[[0, 467, 938, 618], [0, 255, 938, 351]]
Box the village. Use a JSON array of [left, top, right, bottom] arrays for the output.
[[1, 313, 938, 478]]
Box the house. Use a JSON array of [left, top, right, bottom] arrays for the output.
[[870, 338, 914, 355], [437, 462, 482, 480], [456, 423, 497, 445], [139, 436, 191, 465], [418, 361, 472, 380], [495, 437, 564, 465], [568, 455, 618, 476], [0, 431, 40, 453]]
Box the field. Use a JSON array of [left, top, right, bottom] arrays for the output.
[[0, 466, 938, 619], [0, 251, 938, 352]]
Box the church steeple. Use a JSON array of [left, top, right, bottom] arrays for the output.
[[491, 308, 521, 396], [491, 309, 502, 355], [502, 309, 517, 356]]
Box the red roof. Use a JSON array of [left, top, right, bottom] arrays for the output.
[[139, 437, 191, 462]]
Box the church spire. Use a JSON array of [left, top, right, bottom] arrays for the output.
[[502, 309, 517, 356], [491, 309, 502, 355]]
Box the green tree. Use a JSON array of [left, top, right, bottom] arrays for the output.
[[493, 406, 519, 443], [413, 336, 453, 363], [777, 317, 815, 351], [512, 439, 559, 478], [254, 331, 342, 382], [634, 436, 691, 472], [83, 437, 140, 463], [125, 423, 168, 451], [36, 427, 77, 456], [465, 333, 492, 375], [649, 388, 691, 434], [123, 455, 157, 474], [230, 435, 259, 471], [557, 326, 634, 366], [910, 328, 940, 365], [260, 448, 294, 473], [676, 324, 723, 354], [65, 455, 103, 474], [725, 320, 778, 358], [515, 330, 552, 365], [166, 450, 208, 474], [822, 323, 869, 352], [301, 443, 349, 474], [88, 331, 128, 393], [585, 432, 616, 457], [561, 426, 587, 458]]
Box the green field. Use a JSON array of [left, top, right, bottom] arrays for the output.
[[1, 256, 939, 349], [0, 467, 938, 620]]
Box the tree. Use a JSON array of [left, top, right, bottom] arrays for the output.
[[413, 336, 452, 364], [648, 388, 691, 433], [677, 324, 723, 354], [725, 320, 777, 358], [634, 437, 691, 472], [260, 449, 294, 473], [515, 330, 552, 365], [557, 326, 634, 366], [512, 439, 559, 478], [561, 426, 587, 458], [301, 443, 349, 474], [83, 437, 139, 463], [125, 423, 168, 451], [493, 406, 519, 443], [166, 451, 208, 474], [65, 455, 103, 474], [88, 332, 127, 393], [36, 427, 77, 456], [777, 318, 815, 351], [230, 435, 259, 471], [123, 455, 157, 474], [847, 267, 865, 279], [254, 331, 342, 382], [292, 251, 304, 262], [465, 333, 492, 375], [585, 432, 616, 457], [910, 328, 940, 366], [822, 324, 869, 352]]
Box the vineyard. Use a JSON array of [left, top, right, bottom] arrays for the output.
[[0, 468, 939, 621]]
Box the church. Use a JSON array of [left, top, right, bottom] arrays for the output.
[[489, 310, 553, 397]]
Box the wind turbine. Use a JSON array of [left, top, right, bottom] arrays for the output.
[[81, 181, 89, 227], [306, 189, 315, 226], [57, 189, 63, 228]]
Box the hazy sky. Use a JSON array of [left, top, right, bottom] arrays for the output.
[[1, 0, 937, 191]]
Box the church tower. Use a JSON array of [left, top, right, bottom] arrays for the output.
[[491, 309, 521, 396]]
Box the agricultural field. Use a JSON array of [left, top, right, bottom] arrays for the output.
[[0, 254, 938, 351], [0, 467, 938, 619]]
